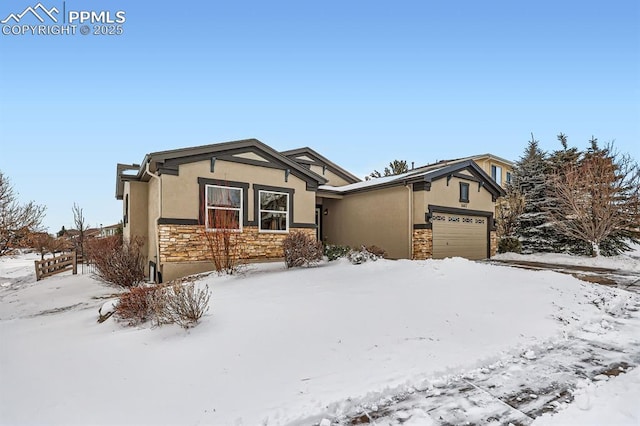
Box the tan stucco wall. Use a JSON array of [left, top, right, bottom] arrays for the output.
[[473, 158, 513, 187], [147, 177, 160, 264], [128, 181, 149, 244], [426, 175, 495, 213], [160, 159, 316, 224], [309, 164, 353, 187], [322, 185, 411, 259]]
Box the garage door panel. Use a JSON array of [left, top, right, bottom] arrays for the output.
[[432, 213, 488, 260]]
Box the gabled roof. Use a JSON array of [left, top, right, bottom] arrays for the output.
[[319, 160, 506, 198], [116, 139, 328, 199], [281, 147, 361, 184]]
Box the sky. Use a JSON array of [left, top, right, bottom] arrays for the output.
[[0, 0, 638, 232]]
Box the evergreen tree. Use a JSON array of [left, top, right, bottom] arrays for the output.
[[545, 133, 583, 252], [366, 160, 409, 180], [513, 134, 556, 253]]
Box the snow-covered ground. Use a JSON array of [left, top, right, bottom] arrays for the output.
[[494, 242, 640, 272], [1, 252, 639, 425]]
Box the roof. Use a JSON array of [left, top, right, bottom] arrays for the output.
[[411, 153, 514, 171], [319, 160, 505, 198], [116, 139, 328, 199], [280, 147, 361, 184]]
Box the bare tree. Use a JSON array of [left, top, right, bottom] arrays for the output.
[[0, 171, 46, 256], [72, 202, 88, 259], [547, 146, 640, 256], [496, 189, 525, 238]]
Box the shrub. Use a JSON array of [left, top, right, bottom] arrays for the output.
[[201, 208, 244, 275], [160, 283, 211, 329], [347, 246, 381, 264], [115, 286, 159, 326], [498, 237, 522, 254], [115, 282, 211, 329], [365, 245, 387, 259], [324, 244, 350, 261], [283, 231, 323, 268], [86, 236, 146, 288]]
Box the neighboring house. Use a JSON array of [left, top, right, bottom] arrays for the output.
[[417, 154, 514, 189], [116, 138, 506, 282], [100, 223, 121, 238]]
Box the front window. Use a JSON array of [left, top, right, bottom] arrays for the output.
[[506, 171, 512, 185], [206, 185, 242, 230], [491, 165, 502, 185], [459, 182, 470, 203], [259, 190, 289, 232]]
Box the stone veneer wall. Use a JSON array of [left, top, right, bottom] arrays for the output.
[[412, 228, 433, 260], [158, 225, 315, 263], [490, 230, 498, 257]]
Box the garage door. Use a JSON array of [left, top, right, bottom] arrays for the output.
[[432, 212, 488, 260]]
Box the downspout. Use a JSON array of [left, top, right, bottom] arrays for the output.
[[145, 161, 162, 282], [406, 181, 413, 259]]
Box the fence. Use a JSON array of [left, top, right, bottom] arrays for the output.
[[34, 251, 77, 281]]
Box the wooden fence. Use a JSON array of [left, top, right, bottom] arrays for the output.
[[34, 251, 77, 281]]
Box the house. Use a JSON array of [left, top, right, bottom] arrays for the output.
[[99, 223, 122, 238], [116, 139, 506, 282], [415, 154, 514, 189]]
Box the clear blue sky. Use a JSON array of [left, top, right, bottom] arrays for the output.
[[1, 0, 638, 232]]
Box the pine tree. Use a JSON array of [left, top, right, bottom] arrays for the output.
[[513, 134, 556, 253], [545, 133, 583, 252], [366, 160, 409, 180]]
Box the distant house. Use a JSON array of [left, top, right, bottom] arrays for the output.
[[417, 154, 514, 189], [100, 223, 121, 238], [116, 139, 506, 282]]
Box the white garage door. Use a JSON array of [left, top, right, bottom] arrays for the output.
[[432, 212, 488, 260]]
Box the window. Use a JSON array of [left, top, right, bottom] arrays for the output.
[[259, 190, 288, 232], [205, 185, 242, 230], [491, 165, 502, 185], [459, 182, 470, 203], [123, 194, 129, 225], [506, 171, 512, 185]]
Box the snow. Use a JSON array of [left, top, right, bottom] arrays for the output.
[[1, 254, 639, 425], [533, 367, 640, 425], [319, 166, 445, 193], [494, 242, 640, 272]]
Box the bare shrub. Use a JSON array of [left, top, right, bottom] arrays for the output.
[[160, 283, 210, 329], [283, 231, 323, 268], [365, 245, 387, 259], [115, 286, 158, 326], [115, 282, 210, 329], [201, 208, 243, 275], [86, 236, 146, 288], [28, 233, 70, 259]]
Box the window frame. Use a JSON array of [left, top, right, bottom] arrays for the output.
[[204, 184, 243, 232], [459, 182, 470, 203], [258, 190, 289, 233], [505, 171, 512, 185], [491, 164, 502, 185]]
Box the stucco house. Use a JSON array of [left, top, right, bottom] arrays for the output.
[[116, 138, 506, 282]]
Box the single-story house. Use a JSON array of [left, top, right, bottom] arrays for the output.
[[116, 138, 506, 282]]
